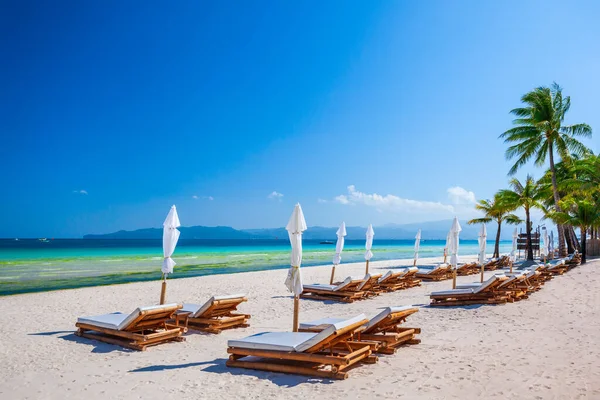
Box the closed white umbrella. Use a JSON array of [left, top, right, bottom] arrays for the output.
[[510, 228, 518, 273], [541, 228, 549, 262], [478, 224, 487, 283], [330, 222, 346, 284], [443, 231, 450, 263], [549, 230, 554, 258], [160, 205, 181, 304], [413, 229, 421, 267], [364, 224, 374, 274], [285, 203, 307, 332], [449, 217, 462, 289]]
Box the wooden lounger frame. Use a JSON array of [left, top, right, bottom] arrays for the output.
[[174, 296, 250, 334], [415, 266, 449, 281], [359, 308, 421, 354], [75, 305, 186, 351], [430, 276, 510, 306], [456, 262, 479, 276], [301, 281, 367, 303], [378, 270, 422, 292], [227, 318, 378, 380]]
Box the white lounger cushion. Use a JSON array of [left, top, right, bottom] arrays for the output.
[[474, 274, 505, 293], [357, 273, 381, 290], [364, 306, 416, 333], [431, 289, 474, 296], [303, 276, 363, 292], [456, 283, 482, 289], [229, 314, 367, 352], [180, 294, 246, 318], [299, 306, 416, 334], [418, 264, 449, 274], [77, 303, 180, 330], [378, 270, 395, 283]]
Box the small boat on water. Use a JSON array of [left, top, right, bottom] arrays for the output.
[[38, 238, 49, 243], [320, 240, 334, 244]]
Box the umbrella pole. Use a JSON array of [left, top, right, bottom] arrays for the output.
[[480, 264, 484, 283], [452, 268, 457, 289], [330, 265, 336, 285], [443, 249, 447, 264], [365, 260, 369, 275], [160, 274, 167, 305], [413, 258, 417, 267], [293, 296, 300, 332], [510, 261, 513, 274]]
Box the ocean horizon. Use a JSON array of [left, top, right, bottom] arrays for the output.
[[0, 238, 513, 296]]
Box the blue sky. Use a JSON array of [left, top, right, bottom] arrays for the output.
[[1, 1, 599, 238]]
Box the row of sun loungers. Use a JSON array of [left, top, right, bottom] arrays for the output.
[[301, 268, 421, 303], [73, 252, 584, 379]]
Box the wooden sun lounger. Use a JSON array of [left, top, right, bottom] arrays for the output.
[[497, 255, 511, 267], [299, 306, 421, 355], [415, 264, 450, 281], [456, 262, 479, 276], [565, 253, 582, 269], [357, 273, 383, 296], [301, 276, 367, 303], [227, 314, 378, 380], [430, 275, 510, 306], [174, 294, 250, 333], [496, 273, 530, 301], [377, 267, 421, 292], [546, 259, 568, 275], [75, 303, 186, 351], [483, 258, 499, 271]]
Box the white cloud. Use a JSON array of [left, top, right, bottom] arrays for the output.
[[207, 196, 214, 201], [317, 198, 328, 204], [73, 190, 88, 195], [334, 185, 454, 213], [192, 195, 199, 199], [268, 191, 284, 200], [193, 195, 214, 201], [447, 186, 476, 204]]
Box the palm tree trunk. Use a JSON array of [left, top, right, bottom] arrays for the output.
[[581, 226, 587, 264], [568, 225, 581, 252], [548, 143, 567, 257], [494, 219, 501, 258], [565, 226, 575, 254], [525, 208, 533, 260]]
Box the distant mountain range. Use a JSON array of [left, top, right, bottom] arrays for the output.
[[84, 220, 521, 240]]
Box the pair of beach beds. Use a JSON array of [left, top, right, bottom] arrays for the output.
[[75, 294, 250, 351], [300, 268, 421, 303], [227, 306, 421, 379]]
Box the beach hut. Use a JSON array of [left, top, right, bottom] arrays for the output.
[[284, 203, 307, 332], [160, 205, 181, 305]]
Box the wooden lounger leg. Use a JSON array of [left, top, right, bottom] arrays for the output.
[[226, 358, 349, 380]]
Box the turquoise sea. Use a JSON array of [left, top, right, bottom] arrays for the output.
[[0, 239, 512, 296]]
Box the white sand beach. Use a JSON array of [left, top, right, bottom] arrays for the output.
[[1, 255, 599, 400]]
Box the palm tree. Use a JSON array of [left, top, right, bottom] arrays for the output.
[[498, 176, 544, 260], [468, 193, 522, 258], [500, 83, 592, 257], [550, 199, 600, 264]]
